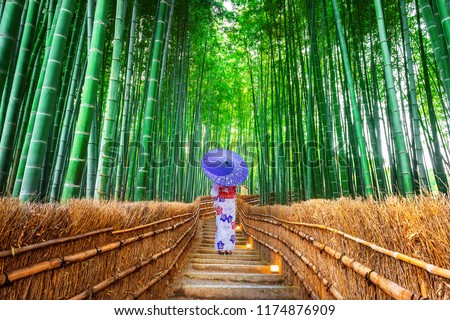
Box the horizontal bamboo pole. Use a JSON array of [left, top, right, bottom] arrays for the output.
[[130, 218, 198, 299], [244, 229, 318, 300], [201, 212, 215, 219], [0, 207, 200, 259], [112, 212, 194, 235], [237, 210, 318, 299], [243, 220, 345, 300], [246, 207, 450, 280], [0, 227, 114, 259], [0, 215, 196, 287], [238, 207, 343, 300], [70, 216, 198, 300], [239, 208, 424, 300]]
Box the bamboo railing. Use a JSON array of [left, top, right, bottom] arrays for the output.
[[0, 214, 196, 287], [263, 215, 450, 280], [0, 227, 114, 259], [0, 198, 205, 299], [70, 214, 199, 300], [237, 198, 430, 300], [238, 201, 339, 300]]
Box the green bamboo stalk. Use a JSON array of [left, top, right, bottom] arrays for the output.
[[400, 0, 428, 191], [0, 0, 27, 138], [437, 0, 450, 56], [331, 0, 373, 197], [8, 46, 42, 195], [135, 0, 169, 201], [0, 0, 25, 100], [418, 0, 450, 102], [328, 24, 349, 197], [115, 0, 137, 200], [50, 17, 87, 202], [305, 1, 315, 200], [96, 0, 126, 199], [19, 0, 76, 202], [61, 0, 111, 201], [368, 13, 388, 197], [374, 0, 414, 197], [48, 1, 84, 189], [12, 13, 53, 197], [0, 0, 39, 194]]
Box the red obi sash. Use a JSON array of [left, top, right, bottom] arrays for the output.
[[218, 186, 237, 199]]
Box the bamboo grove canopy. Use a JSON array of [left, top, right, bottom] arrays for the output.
[[0, 0, 449, 204]]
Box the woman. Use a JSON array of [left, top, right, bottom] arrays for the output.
[[210, 182, 237, 255]]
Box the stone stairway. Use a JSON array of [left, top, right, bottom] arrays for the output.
[[170, 217, 300, 300]]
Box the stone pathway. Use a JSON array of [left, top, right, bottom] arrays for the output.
[[170, 217, 300, 300]]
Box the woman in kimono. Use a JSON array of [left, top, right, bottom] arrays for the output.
[[210, 183, 237, 255]]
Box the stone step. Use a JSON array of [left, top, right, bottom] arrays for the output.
[[201, 238, 248, 244], [192, 263, 272, 273], [191, 251, 260, 257], [189, 258, 266, 265], [201, 230, 245, 234], [201, 234, 247, 240], [179, 283, 300, 300], [195, 248, 256, 254], [201, 239, 247, 245], [201, 232, 246, 236], [185, 272, 285, 284], [197, 244, 248, 250], [189, 253, 262, 261], [170, 218, 300, 301], [201, 231, 246, 235]]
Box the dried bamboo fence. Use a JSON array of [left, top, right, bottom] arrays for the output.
[[0, 196, 209, 299], [237, 196, 450, 300]]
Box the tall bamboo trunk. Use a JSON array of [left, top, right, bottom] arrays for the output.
[[20, 0, 76, 201], [135, 0, 170, 201], [61, 0, 111, 201], [331, 0, 373, 197]]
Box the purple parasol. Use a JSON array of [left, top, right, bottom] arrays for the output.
[[201, 149, 248, 186]]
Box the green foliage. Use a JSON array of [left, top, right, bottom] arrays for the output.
[[0, 0, 448, 202]]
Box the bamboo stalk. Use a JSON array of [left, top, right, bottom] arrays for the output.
[[70, 216, 198, 299], [0, 215, 196, 287], [0, 227, 113, 259], [247, 208, 450, 280]]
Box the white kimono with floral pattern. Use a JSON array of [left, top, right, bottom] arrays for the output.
[[210, 183, 237, 251]]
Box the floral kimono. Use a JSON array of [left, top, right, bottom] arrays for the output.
[[210, 183, 237, 251]]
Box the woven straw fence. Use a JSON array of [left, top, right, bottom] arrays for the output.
[[238, 195, 450, 300], [0, 196, 208, 299]]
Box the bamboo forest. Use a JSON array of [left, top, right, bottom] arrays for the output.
[[0, 0, 449, 204], [2, 0, 450, 304]]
